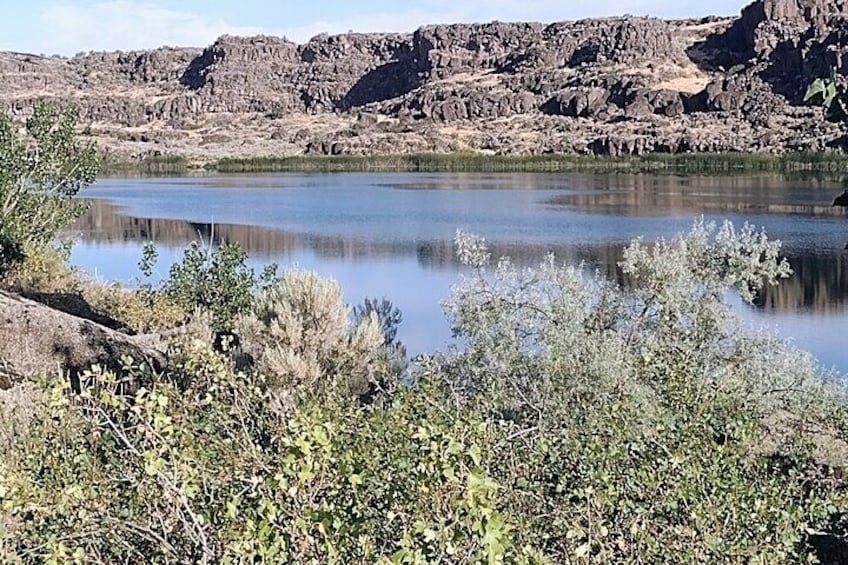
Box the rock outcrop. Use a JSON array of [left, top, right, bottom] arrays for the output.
[[3, 0, 848, 160], [0, 291, 167, 387]]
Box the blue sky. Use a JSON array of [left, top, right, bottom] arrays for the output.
[[1, 0, 749, 56]]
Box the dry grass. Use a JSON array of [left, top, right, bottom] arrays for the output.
[[0, 383, 37, 443], [0, 244, 80, 295], [654, 74, 711, 93], [82, 282, 187, 334]]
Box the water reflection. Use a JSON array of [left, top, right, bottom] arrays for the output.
[[754, 252, 848, 313], [73, 199, 848, 315], [546, 174, 848, 218], [75, 200, 612, 270], [67, 172, 848, 371]]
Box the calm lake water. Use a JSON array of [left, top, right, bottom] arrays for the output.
[[68, 172, 848, 374]]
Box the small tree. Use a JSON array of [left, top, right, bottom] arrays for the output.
[[0, 103, 99, 272], [443, 220, 795, 423], [139, 240, 278, 331], [353, 297, 403, 345]]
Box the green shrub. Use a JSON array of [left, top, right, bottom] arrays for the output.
[[0, 347, 534, 564], [2, 346, 844, 563], [353, 297, 403, 346], [805, 75, 848, 121], [436, 220, 848, 561], [0, 103, 98, 275], [353, 296, 408, 383], [139, 240, 278, 331], [442, 220, 795, 423], [1, 221, 846, 563]]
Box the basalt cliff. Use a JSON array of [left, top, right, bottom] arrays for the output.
[[4, 0, 848, 162]]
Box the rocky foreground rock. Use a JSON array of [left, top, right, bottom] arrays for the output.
[[0, 291, 167, 389], [3, 0, 848, 161]]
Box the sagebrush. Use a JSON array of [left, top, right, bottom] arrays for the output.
[[1, 221, 847, 563]]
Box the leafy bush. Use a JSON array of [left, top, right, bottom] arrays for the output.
[[437, 221, 848, 560], [2, 347, 845, 563], [0, 103, 98, 274], [354, 297, 403, 346], [139, 240, 278, 331], [1, 221, 847, 563], [0, 348, 529, 564], [443, 220, 795, 421], [353, 296, 408, 380]]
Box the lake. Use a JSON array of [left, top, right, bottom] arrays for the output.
[[68, 172, 848, 374]]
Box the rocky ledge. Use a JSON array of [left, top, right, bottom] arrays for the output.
[[4, 0, 848, 161]]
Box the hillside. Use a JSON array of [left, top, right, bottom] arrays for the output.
[[3, 0, 848, 163]]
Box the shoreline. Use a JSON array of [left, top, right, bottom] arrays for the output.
[[100, 152, 848, 177]]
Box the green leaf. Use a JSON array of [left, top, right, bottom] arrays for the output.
[[804, 78, 828, 103], [144, 458, 164, 476], [469, 444, 482, 466], [574, 542, 592, 559]]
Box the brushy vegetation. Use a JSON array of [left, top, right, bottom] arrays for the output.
[[239, 270, 406, 403], [805, 75, 848, 122], [1, 105, 847, 563], [212, 152, 848, 175], [138, 240, 279, 331], [0, 103, 98, 273], [2, 221, 848, 563], [82, 282, 187, 335], [98, 151, 848, 177], [99, 155, 191, 176]]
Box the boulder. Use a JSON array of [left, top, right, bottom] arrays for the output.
[[642, 89, 686, 117], [542, 88, 610, 117], [0, 291, 167, 388], [625, 95, 654, 118]]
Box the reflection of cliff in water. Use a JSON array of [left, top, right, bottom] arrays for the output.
[[546, 174, 848, 218], [754, 252, 848, 314], [589, 245, 848, 315], [72, 200, 614, 269], [77, 199, 299, 256], [72, 200, 848, 314]]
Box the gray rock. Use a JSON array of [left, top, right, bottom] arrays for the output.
[[2, 0, 848, 158], [542, 88, 610, 117]]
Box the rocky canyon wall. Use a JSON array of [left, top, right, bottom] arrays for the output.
[[3, 0, 848, 160]]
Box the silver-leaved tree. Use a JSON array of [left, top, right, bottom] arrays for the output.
[[0, 103, 98, 273]]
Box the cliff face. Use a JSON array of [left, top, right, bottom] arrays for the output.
[[4, 0, 848, 161]]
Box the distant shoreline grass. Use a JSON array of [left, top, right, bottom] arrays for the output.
[[100, 152, 848, 177]]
